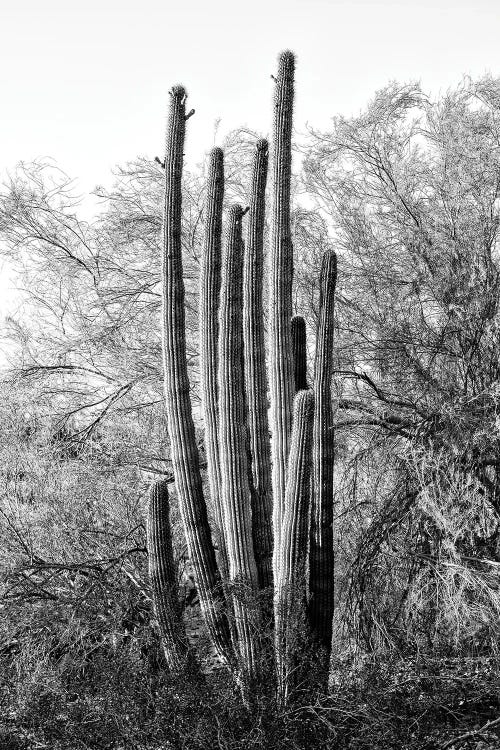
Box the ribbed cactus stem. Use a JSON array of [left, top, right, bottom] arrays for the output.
[[161, 85, 233, 667], [291, 315, 308, 391], [243, 138, 273, 591], [147, 480, 188, 671], [200, 146, 229, 583], [275, 390, 314, 706], [309, 248, 337, 674], [218, 204, 261, 680], [269, 50, 296, 581]]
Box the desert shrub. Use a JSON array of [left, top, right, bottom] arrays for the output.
[[331, 443, 500, 659]]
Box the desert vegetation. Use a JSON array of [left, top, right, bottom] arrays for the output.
[[1, 51, 500, 749]]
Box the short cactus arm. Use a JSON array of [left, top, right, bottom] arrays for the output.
[[200, 146, 229, 582], [275, 389, 314, 706], [269, 50, 296, 579], [218, 204, 260, 679], [243, 139, 273, 590], [161, 85, 233, 667], [291, 315, 308, 391], [309, 248, 338, 667], [147, 480, 189, 671]]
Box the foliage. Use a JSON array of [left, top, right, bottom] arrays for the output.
[[2, 69, 500, 743], [1, 648, 500, 749], [302, 76, 500, 653]]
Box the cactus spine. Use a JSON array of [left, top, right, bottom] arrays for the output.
[[269, 51, 295, 580], [309, 248, 337, 676], [291, 315, 308, 392], [161, 85, 233, 667], [276, 390, 314, 706], [200, 147, 229, 582], [243, 139, 273, 591], [218, 204, 260, 679], [147, 480, 188, 671]]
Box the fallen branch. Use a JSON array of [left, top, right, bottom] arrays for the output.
[[441, 715, 500, 749]]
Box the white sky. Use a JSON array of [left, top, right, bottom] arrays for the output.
[[1, 0, 500, 316]]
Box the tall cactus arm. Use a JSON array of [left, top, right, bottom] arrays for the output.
[[218, 203, 261, 680], [200, 146, 229, 582], [291, 315, 308, 392], [161, 85, 233, 667], [275, 389, 314, 706], [147, 480, 189, 671], [309, 248, 338, 670], [243, 139, 273, 591], [269, 50, 296, 580]]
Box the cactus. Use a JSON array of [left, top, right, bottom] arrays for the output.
[[218, 204, 261, 680], [161, 85, 233, 668], [200, 147, 229, 583], [149, 52, 338, 703], [291, 315, 308, 392], [243, 139, 273, 591], [147, 480, 189, 671], [269, 51, 295, 580], [309, 248, 337, 679], [275, 390, 314, 706]]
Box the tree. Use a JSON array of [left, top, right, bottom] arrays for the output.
[[303, 77, 500, 648]]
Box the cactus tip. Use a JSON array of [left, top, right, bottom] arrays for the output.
[[256, 138, 269, 153], [295, 388, 314, 411], [228, 203, 244, 220], [210, 145, 224, 160], [170, 84, 187, 99], [324, 247, 338, 273], [278, 49, 296, 72]]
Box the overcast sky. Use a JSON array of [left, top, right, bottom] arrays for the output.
[[1, 0, 500, 314]]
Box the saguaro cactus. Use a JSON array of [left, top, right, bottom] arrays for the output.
[[243, 139, 273, 591], [269, 51, 295, 579], [218, 204, 260, 680], [200, 147, 229, 582], [147, 480, 188, 671], [275, 390, 315, 705], [149, 52, 338, 703], [309, 248, 338, 679], [291, 315, 308, 392], [161, 85, 233, 667]]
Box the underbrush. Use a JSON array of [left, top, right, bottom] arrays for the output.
[[1, 642, 499, 750], [327, 653, 500, 750], [2, 444, 500, 749]]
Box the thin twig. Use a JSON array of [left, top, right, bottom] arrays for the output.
[[440, 715, 500, 749]]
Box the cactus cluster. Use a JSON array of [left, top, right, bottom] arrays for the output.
[[148, 52, 338, 702]]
